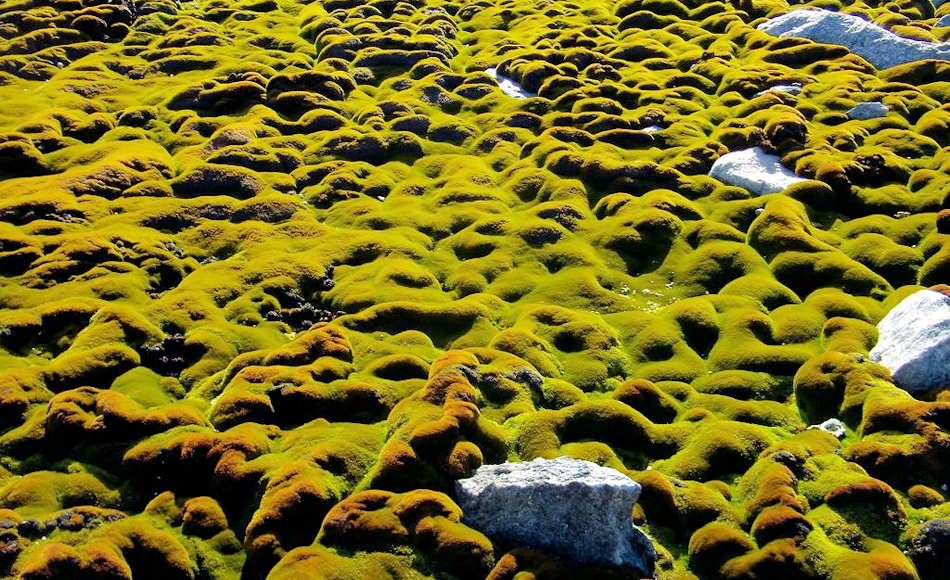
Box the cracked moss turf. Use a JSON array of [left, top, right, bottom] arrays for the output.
[[0, 0, 950, 578]]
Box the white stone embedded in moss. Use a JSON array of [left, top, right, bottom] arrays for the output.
[[708, 147, 806, 195], [486, 67, 533, 99], [754, 83, 803, 97], [758, 9, 950, 69], [848, 101, 888, 120], [870, 289, 950, 391], [807, 418, 847, 439], [455, 457, 655, 576]]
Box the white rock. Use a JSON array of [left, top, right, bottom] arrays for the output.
[[485, 67, 533, 99], [455, 457, 655, 575], [807, 418, 847, 439], [848, 101, 889, 120], [708, 147, 807, 195], [754, 83, 803, 97], [870, 289, 950, 391], [641, 124, 664, 133], [758, 9, 950, 69]]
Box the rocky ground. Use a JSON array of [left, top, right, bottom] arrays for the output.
[[1, 0, 950, 578]]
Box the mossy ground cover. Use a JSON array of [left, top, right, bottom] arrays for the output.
[[0, 0, 949, 577]]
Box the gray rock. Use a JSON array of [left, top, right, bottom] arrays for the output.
[[708, 147, 806, 195], [937, 14, 950, 27], [869, 289, 950, 391], [807, 418, 847, 439], [758, 9, 950, 69], [906, 518, 950, 580], [455, 457, 655, 576], [847, 101, 889, 120]]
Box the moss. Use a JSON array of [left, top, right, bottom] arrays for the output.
[[691, 371, 790, 401], [613, 378, 680, 423], [362, 350, 507, 492], [719, 538, 819, 579], [317, 489, 494, 579], [44, 386, 208, 451], [486, 548, 572, 580], [268, 545, 415, 580], [674, 241, 769, 295], [181, 497, 229, 539], [656, 419, 780, 481], [751, 505, 813, 544], [688, 522, 755, 576], [0, 470, 120, 517], [16, 516, 197, 579], [772, 250, 892, 300], [908, 485, 944, 509], [110, 367, 184, 408], [0, 0, 947, 576]]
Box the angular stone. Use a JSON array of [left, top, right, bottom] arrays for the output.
[[708, 147, 806, 195], [758, 9, 950, 69], [847, 101, 888, 120], [454, 457, 655, 576], [869, 289, 950, 391], [906, 518, 950, 579]]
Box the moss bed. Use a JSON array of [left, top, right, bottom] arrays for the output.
[[1, 0, 950, 577]]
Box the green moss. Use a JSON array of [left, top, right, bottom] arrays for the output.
[[691, 370, 791, 401], [0, 470, 119, 517], [688, 522, 755, 576], [0, 0, 946, 576], [315, 489, 493, 579], [654, 419, 781, 481]]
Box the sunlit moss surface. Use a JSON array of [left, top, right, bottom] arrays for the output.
[[1, 0, 950, 577]]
